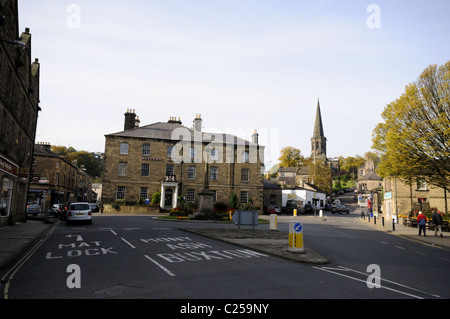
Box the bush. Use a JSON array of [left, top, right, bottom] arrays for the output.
[[151, 192, 161, 205], [111, 201, 121, 211]]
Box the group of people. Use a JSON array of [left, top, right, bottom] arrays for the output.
[[417, 210, 445, 237]]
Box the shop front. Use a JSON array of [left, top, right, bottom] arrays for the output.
[[0, 154, 20, 227]]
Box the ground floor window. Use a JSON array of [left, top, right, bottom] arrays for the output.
[[186, 189, 195, 203], [240, 191, 249, 204], [1, 177, 13, 217], [140, 187, 148, 201], [116, 186, 126, 200], [269, 194, 277, 206]]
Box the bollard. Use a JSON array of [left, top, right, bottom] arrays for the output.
[[319, 210, 323, 218], [382, 217, 385, 227], [293, 209, 297, 217], [270, 214, 278, 231], [289, 221, 305, 254], [374, 216, 376, 225], [393, 219, 396, 231]]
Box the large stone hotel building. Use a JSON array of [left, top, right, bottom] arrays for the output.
[[102, 110, 265, 211]]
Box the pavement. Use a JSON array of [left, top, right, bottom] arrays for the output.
[[0, 217, 59, 272], [1, 212, 450, 273], [355, 215, 450, 250]]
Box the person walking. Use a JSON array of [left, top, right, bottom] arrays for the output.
[[417, 211, 427, 237], [432, 210, 443, 238]]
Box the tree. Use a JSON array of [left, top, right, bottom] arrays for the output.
[[51, 145, 104, 179], [309, 160, 332, 195], [278, 147, 304, 168], [372, 61, 450, 212], [340, 155, 365, 180]]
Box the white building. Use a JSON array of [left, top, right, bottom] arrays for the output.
[[282, 188, 327, 209]]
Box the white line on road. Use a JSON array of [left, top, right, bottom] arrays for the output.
[[313, 266, 425, 299], [121, 238, 136, 249], [110, 230, 118, 236], [144, 255, 176, 277]]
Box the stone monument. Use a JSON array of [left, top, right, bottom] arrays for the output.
[[196, 153, 214, 217]]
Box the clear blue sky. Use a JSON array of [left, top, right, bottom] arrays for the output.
[[19, 0, 450, 169]]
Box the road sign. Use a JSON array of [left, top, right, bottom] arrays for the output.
[[289, 221, 305, 254]]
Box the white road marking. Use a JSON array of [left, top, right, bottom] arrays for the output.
[[121, 238, 136, 249], [144, 255, 176, 277]]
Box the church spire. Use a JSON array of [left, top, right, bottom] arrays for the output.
[[313, 98, 325, 139], [311, 98, 327, 160]]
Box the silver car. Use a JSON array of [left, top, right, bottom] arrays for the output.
[[66, 202, 92, 225]]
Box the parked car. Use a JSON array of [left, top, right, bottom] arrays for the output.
[[50, 204, 65, 218], [66, 202, 92, 225], [331, 204, 350, 214], [89, 203, 100, 213], [26, 204, 40, 216], [60, 201, 73, 220], [303, 203, 315, 215], [267, 205, 281, 215], [283, 200, 304, 215]]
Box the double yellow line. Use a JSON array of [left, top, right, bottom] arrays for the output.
[[1, 220, 60, 299]]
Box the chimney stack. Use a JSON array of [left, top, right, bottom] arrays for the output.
[[135, 116, 140, 128], [251, 129, 259, 145], [193, 113, 202, 132], [168, 116, 182, 125], [124, 109, 137, 131]]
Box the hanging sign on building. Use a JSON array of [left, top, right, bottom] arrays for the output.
[[0, 155, 19, 177]]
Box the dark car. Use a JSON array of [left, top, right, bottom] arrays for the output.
[[283, 200, 304, 215], [331, 204, 350, 214], [303, 203, 315, 215], [50, 203, 65, 218], [89, 203, 100, 213], [60, 201, 73, 220]]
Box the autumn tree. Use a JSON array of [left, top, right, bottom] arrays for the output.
[[278, 147, 304, 168], [308, 159, 332, 195], [372, 61, 449, 212], [340, 155, 366, 180], [51, 145, 104, 179]]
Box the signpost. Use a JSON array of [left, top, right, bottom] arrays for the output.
[[288, 221, 305, 254]]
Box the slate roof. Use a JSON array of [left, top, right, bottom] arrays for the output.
[[106, 122, 260, 147], [34, 144, 58, 157], [359, 173, 382, 181]]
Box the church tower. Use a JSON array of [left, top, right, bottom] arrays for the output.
[[311, 99, 327, 162]]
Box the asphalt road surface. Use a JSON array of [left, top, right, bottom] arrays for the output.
[[4, 205, 450, 300]]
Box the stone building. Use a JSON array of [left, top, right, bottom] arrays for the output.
[[0, 0, 40, 226], [357, 157, 382, 193], [28, 143, 93, 211], [382, 177, 449, 222], [102, 110, 265, 211]]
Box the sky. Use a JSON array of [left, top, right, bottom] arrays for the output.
[[18, 0, 450, 170]]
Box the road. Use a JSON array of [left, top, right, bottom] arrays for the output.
[[3, 194, 450, 301]]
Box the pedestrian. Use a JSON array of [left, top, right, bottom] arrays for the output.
[[417, 211, 427, 237], [432, 210, 443, 238]]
